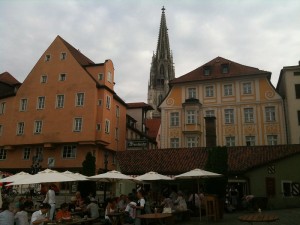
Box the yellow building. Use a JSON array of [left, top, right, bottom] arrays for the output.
[[160, 57, 286, 148]]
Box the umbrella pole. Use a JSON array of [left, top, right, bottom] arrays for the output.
[[198, 179, 201, 222]]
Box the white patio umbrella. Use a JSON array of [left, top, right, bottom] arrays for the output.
[[0, 171, 32, 183], [135, 171, 172, 181], [62, 171, 88, 181], [7, 169, 80, 185], [88, 170, 135, 182], [175, 168, 222, 221]]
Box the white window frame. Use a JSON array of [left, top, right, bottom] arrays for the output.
[[73, 118, 82, 132], [34, 120, 43, 134], [56, 94, 65, 108], [45, 54, 51, 62], [37, 96, 45, 109], [188, 87, 197, 99], [186, 110, 196, 124], [17, 122, 25, 135], [40, 75, 48, 83], [244, 108, 254, 123], [107, 72, 112, 83], [20, 99, 28, 112], [226, 136, 235, 146], [243, 82, 252, 94], [267, 135, 278, 145], [170, 112, 179, 126], [170, 138, 180, 148], [62, 145, 77, 159], [0, 102, 6, 114], [187, 136, 197, 148], [59, 73, 66, 81], [224, 84, 233, 96], [205, 86, 214, 97], [23, 148, 31, 160], [0, 148, 7, 160], [265, 106, 276, 122], [76, 93, 85, 107], [224, 109, 234, 124], [60, 52, 67, 60], [245, 136, 255, 146], [105, 119, 110, 134], [106, 95, 111, 109]]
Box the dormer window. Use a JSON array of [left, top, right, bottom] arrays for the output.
[[45, 54, 51, 62], [204, 66, 211, 76], [60, 52, 67, 60], [221, 64, 229, 74]]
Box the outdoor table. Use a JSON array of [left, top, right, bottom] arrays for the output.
[[46, 217, 97, 225], [136, 213, 173, 225], [239, 213, 279, 224], [107, 212, 124, 225]]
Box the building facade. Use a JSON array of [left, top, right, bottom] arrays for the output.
[[147, 7, 175, 118], [0, 36, 127, 173], [159, 57, 286, 148], [276, 61, 300, 144]]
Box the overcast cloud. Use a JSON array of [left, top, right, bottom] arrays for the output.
[[1, 0, 299, 102]]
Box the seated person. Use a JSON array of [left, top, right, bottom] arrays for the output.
[[124, 194, 136, 224], [85, 198, 99, 219], [15, 204, 29, 225], [174, 191, 187, 211], [68, 196, 77, 212], [104, 198, 117, 222], [30, 203, 51, 225], [56, 203, 71, 222]]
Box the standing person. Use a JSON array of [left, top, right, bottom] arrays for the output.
[[0, 201, 14, 225], [132, 190, 145, 225], [124, 194, 137, 224], [30, 203, 51, 225], [15, 204, 29, 225], [43, 184, 56, 220]]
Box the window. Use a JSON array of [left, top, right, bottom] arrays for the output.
[[106, 96, 111, 109], [267, 135, 278, 145], [224, 84, 233, 96], [23, 148, 31, 160], [246, 136, 255, 146], [41, 75, 47, 83], [73, 118, 82, 132], [170, 112, 179, 126], [187, 136, 197, 147], [282, 181, 292, 197], [205, 86, 214, 97], [187, 110, 196, 124], [60, 52, 67, 60], [0, 148, 7, 160], [0, 102, 6, 114], [105, 120, 110, 134], [244, 108, 254, 123], [295, 84, 300, 99], [170, 138, 179, 148], [205, 110, 215, 117], [17, 122, 25, 135], [98, 99, 102, 106], [34, 120, 43, 134], [56, 95, 65, 108], [224, 109, 234, 124], [298, 111, 300, 126], [0, 125, 3, 136], [115, 128, 119, 140], [107, 72, 112, 83], [204, 66, 211, 76], [96, 123, 101, 131], [76, 93, 84, 106], [37, 96, 45, 109], [20, 99, 28, 111], [188, 88, 196, 99], [265, 106, 276, 122], [221, 64, 229, 74], [98, 73, 103, 80], [62, 145, 76, 159], [226, 136, 235, 146], [59, 73, 66, 81], [243, 82, 252, 94], [116, 105, 120, 117], [45, 54, 51, 61]]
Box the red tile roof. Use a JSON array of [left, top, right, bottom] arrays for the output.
[[127, 102, 154, 110], [0, 72, 21, 86], [145, 118, 161, 139], [117, 145, 300, 175], [171, 56, 270, 84], [58, 35, 95, 66]]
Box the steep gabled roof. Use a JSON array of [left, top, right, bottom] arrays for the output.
[[127, 102, 154, 110], [57, 35, 94, 66], [117, 145, 300, 175], [171, 56, 270, 84], [145, 118, 161, 139], [0, 72, 21, 86]]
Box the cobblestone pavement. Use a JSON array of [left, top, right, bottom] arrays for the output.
[[182, 208, 300, 225]]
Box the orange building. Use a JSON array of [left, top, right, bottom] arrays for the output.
[[0, 36, 126, 173]]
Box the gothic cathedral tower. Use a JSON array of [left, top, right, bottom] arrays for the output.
[[147, 7, 175, 118]]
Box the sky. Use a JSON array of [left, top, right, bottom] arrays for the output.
[[1, 0, 300, 102]]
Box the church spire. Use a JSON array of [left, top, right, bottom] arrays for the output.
[[147, 7, 175, 118]]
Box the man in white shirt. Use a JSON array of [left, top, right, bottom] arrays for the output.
[[43, 184, 56, 220], [0, 202, 14, 225], [86, 198, 99, 219], [30, 203, 50, 225]]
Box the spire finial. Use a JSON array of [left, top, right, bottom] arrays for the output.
[[162, 6, 165, 12]]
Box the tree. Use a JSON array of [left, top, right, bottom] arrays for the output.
[[78, 152, 96, 198]]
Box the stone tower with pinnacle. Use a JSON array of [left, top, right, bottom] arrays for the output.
[[147, 6, 175, 118]]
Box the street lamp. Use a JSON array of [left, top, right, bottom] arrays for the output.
[[103, 151, 109, 201]]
